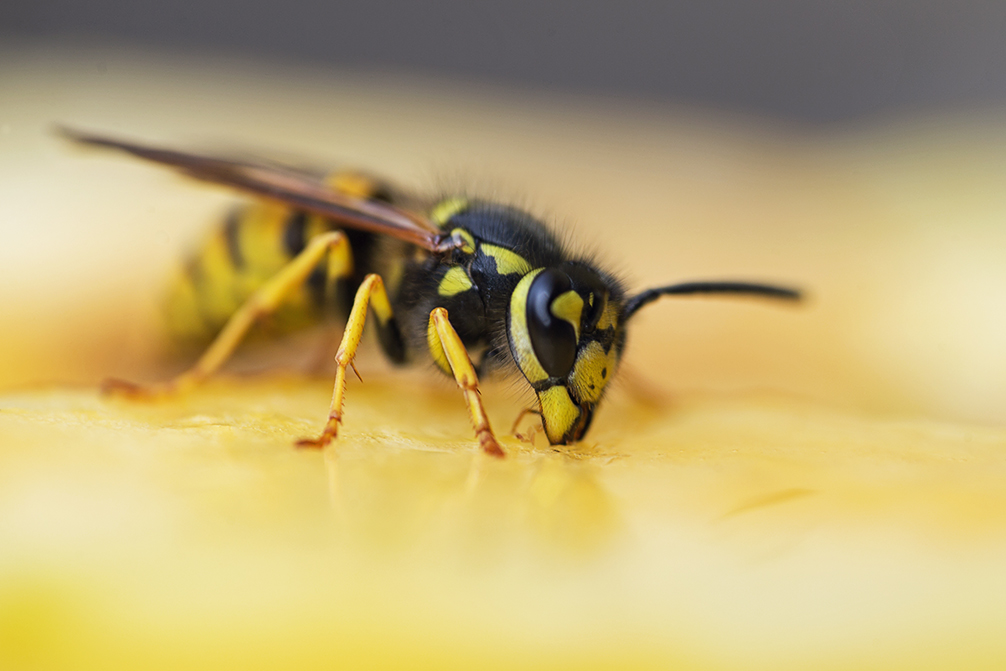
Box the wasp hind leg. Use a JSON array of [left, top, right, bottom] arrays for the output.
[[426, 307, 505, 457], [103, 230, 354, 398]]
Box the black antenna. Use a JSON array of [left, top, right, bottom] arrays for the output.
[[623, 281, 802, 321]]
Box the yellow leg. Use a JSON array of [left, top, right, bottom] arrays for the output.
[[427, 307, 505, 457], [104, 230, 353, 398], [296, 273, 394, 449], [510, 407, 543, 445]]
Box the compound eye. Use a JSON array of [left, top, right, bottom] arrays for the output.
[[526, 268, 578, 378]]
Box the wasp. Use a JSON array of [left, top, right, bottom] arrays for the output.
[[63, 128, 801, 457]]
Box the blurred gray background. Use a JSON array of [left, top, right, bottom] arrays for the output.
[[3, 0, 1005, 123]]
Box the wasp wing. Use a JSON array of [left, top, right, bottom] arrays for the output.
[[59, 127, 455, 253]]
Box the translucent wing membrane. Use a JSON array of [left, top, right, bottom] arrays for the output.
[[59, 127, 458, 253]]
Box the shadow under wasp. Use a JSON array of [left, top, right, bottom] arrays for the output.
[[62, 128, 801, 457]]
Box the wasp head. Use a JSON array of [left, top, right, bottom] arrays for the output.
[[508, 262, 626, 444]]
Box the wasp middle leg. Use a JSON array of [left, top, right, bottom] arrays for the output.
[[103, 230, 354, 398], [296, 273, 399, 449]]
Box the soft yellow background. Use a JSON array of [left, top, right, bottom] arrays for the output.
[[1, 43, 1005, 669]]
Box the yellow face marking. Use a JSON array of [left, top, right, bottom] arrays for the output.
[[537, 386, 581, 444], [450, 228, 476, 254], [437, 266, 474, 297], [326, 171, 377, 199], [596, 300, 619, 331], [482, 244, 532, 276], [550, 290, 584, 341], [569, 341, 619, 404], [430, 198, 469, 227], [509, 269, 549, 384]]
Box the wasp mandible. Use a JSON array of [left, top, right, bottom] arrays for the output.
[[63, 128, 801, 457]]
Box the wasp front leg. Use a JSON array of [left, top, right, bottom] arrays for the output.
[[426, 307, 505, 457], [104, 230, 354, 398]]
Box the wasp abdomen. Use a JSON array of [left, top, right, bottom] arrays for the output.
[[163, 170, 401, 346]]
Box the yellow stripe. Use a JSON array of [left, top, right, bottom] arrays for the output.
[[164, 200, 340, 342], [430, 198, 468, 227], [237, 202, 295, 283], [326, 171, 378, 199], [508, 269, 548, 384], [550, 290, 584, 341], [482, 244, 531, 276], [196, 231, 243, 326], [437, 266, 473, 297], [305, 214, 331, 244], [450, 228, 476, 254], [163, 268, 208, 341]]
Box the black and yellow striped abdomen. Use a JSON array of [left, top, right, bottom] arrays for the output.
[[164, 172, 400, 345]]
